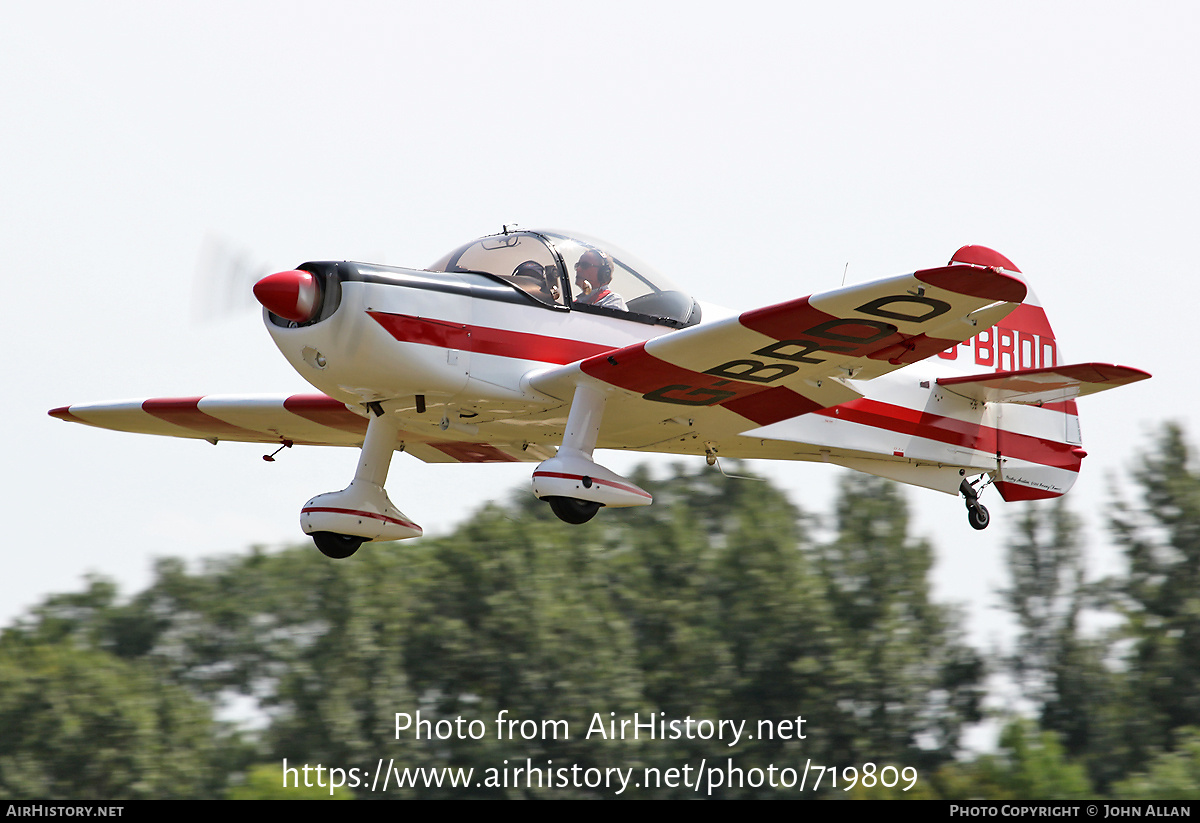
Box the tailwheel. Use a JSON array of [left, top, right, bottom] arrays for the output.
[[967, 504, 990, 531], [960, 477, 991, 531], [546, 496, 602, 525], [312, 531, 365, 559]]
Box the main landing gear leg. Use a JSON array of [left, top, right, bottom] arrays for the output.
[[300, 407, 423, 558], [960, 478, 990, 531], [532, 383, 653, 524]]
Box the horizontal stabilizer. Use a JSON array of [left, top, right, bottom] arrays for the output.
[[937, 363, 1150, 405]]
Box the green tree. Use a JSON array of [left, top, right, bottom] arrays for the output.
[[1110, 423, 1200, 765], [931, 719, 1092, 799], [2, 462, 989, 797], [1111, 727, 1200, 800], [998, 500, 1141, 791], [1000, 499, 1087, 712], [227, 763, 353, 799], [0, 642, 226, 798], [814, 474, 984, 771]]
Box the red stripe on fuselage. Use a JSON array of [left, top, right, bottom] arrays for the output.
[[368, 312, 614, 364]]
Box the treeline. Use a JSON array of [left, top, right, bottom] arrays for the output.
[[0, 423, 1197, 798]]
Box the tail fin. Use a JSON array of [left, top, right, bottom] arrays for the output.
[[939, 246, 1148, 501]]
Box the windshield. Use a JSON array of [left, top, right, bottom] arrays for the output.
[[428, 230, 565, 306]]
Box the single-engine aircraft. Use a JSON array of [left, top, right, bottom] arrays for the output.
[[50, 228, 1150, 558]]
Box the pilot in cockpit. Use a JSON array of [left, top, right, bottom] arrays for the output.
[[573, 249, 626, 311]]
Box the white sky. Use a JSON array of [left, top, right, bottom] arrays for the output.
[[4, 1, 1196, 671]]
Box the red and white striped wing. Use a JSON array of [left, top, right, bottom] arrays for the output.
[[48, 394, 539, 463]]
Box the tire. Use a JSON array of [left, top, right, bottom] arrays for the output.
[[312, 531, 365, 558], [545, 496, 602, 525], [967, 504, 990, 531]]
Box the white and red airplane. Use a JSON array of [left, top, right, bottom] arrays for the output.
[[50, 228, 1149, 558]]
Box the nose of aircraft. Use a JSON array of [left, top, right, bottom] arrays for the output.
[[254, 270, 320, 323]]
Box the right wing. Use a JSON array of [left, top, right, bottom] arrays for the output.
[[48, 394, 542, 463]]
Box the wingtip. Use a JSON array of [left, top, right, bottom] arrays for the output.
[[949, 245, 1022, 273], [915, 266, 1028, 304], [48, 406, 79, 422]]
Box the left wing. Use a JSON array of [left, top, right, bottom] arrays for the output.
[[530, 264, 1027, 440], [48, 394, 541, 463]]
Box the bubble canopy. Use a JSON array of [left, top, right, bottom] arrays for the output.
[[428, 229, 701, 327]]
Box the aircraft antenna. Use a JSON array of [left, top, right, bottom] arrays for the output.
[[713, 457, 767, 482], [706, 445, 767, 482], [841, 262, 849, 287]]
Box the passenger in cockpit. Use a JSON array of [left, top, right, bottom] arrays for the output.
[[573, 249, 626, 310]]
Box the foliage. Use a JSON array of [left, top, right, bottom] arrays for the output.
[[1000, 499, 1087, 712], [0, 641, 228, 799], [931, 720, 1092, 800], [814, 474, 984, 772], [21, 415, 1200, 801], [226, 763, 354, 800], [1, 462, 986, 798], [1111, 727, 1200, 800], [1109, 423, 1200, 774]]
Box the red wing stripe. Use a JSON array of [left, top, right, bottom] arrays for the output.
[[722, 388, 823, 427], [283, 395, 368, 434], [579, 343, 824, 426], [141, 397, 262, 437], [913, 265, 1028, 303], [581, 343, 704, 392], [740, 296, 857, 341], [48, 406, 85, 423], [869, 332, 962, 366], [369, 312, 614, 364], [737, 296, 962, 368]]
